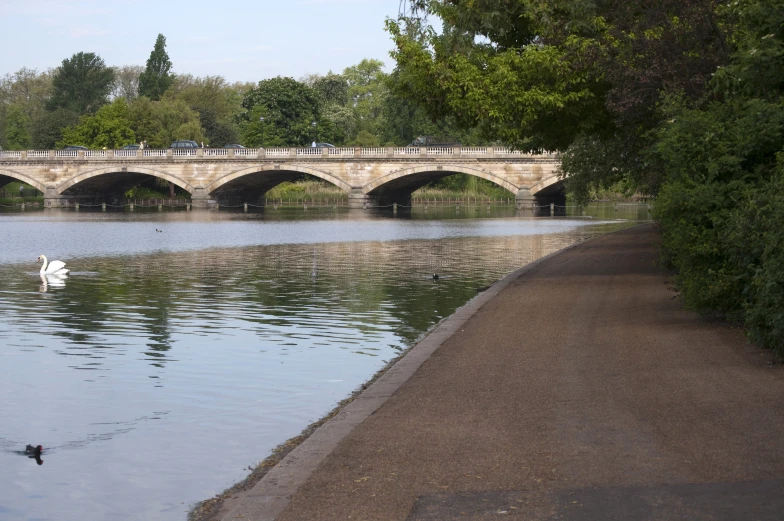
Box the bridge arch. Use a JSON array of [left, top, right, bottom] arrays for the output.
[[0, 168, 48, 193], [362, 164, 519, 196], [204, 164, 352, 195], [529, 174, 564, 196], [57, 166, 196, 195]]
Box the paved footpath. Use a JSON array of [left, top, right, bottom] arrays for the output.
[[222, 224, 784, 520]]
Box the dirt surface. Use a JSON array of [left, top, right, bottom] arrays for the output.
[[224, 224, 784, 520]]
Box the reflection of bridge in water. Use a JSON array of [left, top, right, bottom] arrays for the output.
[[0, 146, 563, 209]]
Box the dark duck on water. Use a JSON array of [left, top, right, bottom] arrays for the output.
[[24, 444, 44, 465]]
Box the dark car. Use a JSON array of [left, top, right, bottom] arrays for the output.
[[121, 144, 140, 150], [223, 144, 245, 149], [63, 145, 89, 150], [408, 136, 461, 147], [313, 142, 336, 148], [170, 140, 200, 149]]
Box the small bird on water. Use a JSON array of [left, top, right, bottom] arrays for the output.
[[432, 274, 440, 280], [23, 445, 44, 465]]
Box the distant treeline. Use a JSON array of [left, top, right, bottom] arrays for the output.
[[0, 34, 485, 152]]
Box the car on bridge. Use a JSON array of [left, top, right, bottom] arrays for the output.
[[121, 144, 140, 150], [408, 136, 461, 147], [313, 143, 335, 148], [63, 145, 89, 150], [170, 140, 200, 149], [223, 144, 245, 149]]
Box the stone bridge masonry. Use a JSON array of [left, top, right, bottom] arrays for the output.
[[0, 146, 564, 209]]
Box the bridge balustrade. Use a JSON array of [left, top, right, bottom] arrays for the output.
[[264, 148, 290, 157], [328, 148, 356, 157], [461, 147, 488, 156], [234, 148, 259, 157], [0, 147, 558, 160], [297, 148, 322, 156]]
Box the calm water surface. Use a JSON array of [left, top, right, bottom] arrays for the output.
[[0, 210, 638, 520]]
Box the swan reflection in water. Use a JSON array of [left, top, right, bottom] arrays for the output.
[[39, 273, 67, 292]]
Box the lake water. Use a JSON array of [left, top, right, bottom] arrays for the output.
[[0, 208, 639, 520]]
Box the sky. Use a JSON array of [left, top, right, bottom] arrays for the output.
[[0, 0, 407, 83]]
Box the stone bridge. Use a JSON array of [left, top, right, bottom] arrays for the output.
[[0, 146, 563, 208]]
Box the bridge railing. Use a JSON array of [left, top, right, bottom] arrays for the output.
[[0, 147, 558, 160]]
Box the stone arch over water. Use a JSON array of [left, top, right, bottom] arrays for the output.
[[0, 168, 48, 193], [57, 166, 196, 195], [205, 164, 352, 201]]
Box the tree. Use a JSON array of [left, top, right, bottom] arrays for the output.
[[128, 96, 204, 148], [168, 75, 243, 146], [57, 98, 136, 149], [47, 52, 115, 115], [387, 0, 729, 198], [31, 108, 80, 149], [312, 73, 350, 106], [112, 65, 145, 101], [0, 68, 53, 149], [343, 59, 388, 139], [239, 77, 322, 147], [139, 34, 174, 101], [4, 105, 31, 149]]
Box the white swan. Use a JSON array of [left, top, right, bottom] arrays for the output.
[[37, 255, 69, 275]]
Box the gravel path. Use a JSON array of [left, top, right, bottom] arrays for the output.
[[222, 223, 784, 520]]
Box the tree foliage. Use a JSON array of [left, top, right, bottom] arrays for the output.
[[48, 52, 115, 115], [4, 105, 31, 149], [239, 77, 322, 147], [168, 75, 244, 146], [139, 34, 174, 101], [31, 108, 80, 149], [128, 97, 204, 148], [391, 0, 784, 355], [388, 0, 729, 192], [58, 98, 136, 149], [112, 65, 144, 101]]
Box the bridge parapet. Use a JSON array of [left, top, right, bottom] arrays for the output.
[[0, 147, 558, 162]]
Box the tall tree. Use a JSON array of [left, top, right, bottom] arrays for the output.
[[47, 52, 114, 115], [139, 34, 174, 101], [47, 52, 115, 115], [343, 59, 388, 140]]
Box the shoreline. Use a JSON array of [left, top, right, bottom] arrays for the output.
[[188, 228, 619, 521]]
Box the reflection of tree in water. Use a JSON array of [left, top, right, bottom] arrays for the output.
[[144, 306, 173, 367], [4, 224, 626, 378]]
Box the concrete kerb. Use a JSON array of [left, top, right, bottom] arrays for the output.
[[217, 230, 629, 521]]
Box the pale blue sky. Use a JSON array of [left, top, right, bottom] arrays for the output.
[[0, 0, 405, 82]]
